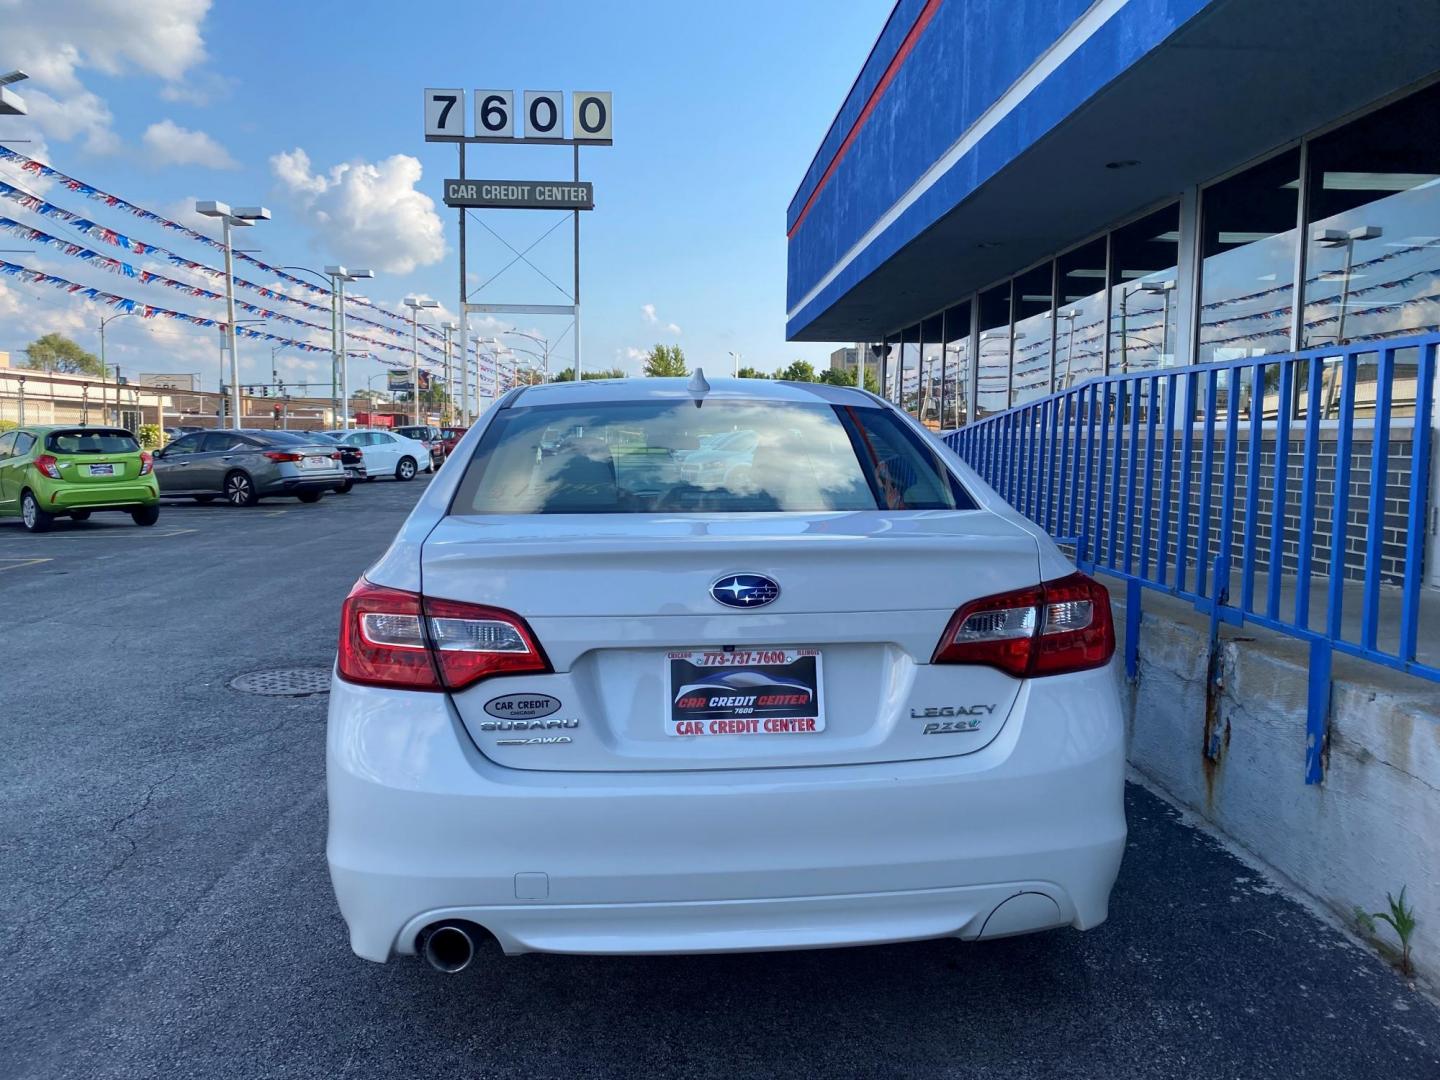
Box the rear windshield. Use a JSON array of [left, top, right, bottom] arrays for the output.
[[451, 400, 975, 515], [45, 429, 139, 455]]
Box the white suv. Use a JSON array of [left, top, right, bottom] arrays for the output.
[[326, 376, 1125, 972]]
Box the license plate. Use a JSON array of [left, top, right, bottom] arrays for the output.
[[666, 648, 823, 736], [87, 463, 115, 476], [301, 456, 330, 470]]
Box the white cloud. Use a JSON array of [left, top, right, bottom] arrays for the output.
[[159, 196, 223, 242], [641, 302, 680, 335], [269, 148, 446, 275], [3, 0, 213, 154], [21, 87, 119, 155], [141, 119, 237, 169], [159, 72, 236, 107]]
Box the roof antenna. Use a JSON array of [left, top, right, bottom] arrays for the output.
[[687, 367, 711, 395]]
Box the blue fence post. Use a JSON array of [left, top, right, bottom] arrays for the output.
[[1082, 384, 1100, 569], [1095, 383, 1111, 568], [1241, 363, 1264, 614], [1196, 370, 1220, 599], [1400, 342, 1436, 665], [1126, 578, 1142, 681], [1216, 366, 1241, 612], [1158, 374, 1177, 588], [1295, 356, 1324, 631], [1325, 352, 1359, 641], [1265, 360, 1295, 621], [1139, 378, 1159, 580], [1306, 638, 1332, 785], [1177, 371, 1198, 594], [1125, 378, 1141, 575], [1360, 348, 1395, 652], [1108, 380, 1127, 569]]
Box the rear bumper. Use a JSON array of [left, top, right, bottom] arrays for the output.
[[260, 474, 345, 494], [44, 480, 158, 509], [326, 665, 1127, 962]]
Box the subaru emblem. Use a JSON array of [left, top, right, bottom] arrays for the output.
[[710, 574, 780, 609]]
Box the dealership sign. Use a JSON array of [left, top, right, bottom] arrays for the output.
[[443, 179, 593, 211]]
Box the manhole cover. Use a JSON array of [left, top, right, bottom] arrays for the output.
[[230, 668, 331, 697]]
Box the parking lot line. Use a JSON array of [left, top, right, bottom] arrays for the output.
[[0, 556, 53, 572]]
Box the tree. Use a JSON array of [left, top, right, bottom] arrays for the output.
[[775, 359, 816, 382], [735, 366, 770, 380], [23, 333, 107, 377], [818, 366, 880, 394], [642, 344, 688, 378], [551, 367, 626, 382]]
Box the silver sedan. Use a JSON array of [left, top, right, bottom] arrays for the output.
[[153, 429, 347, 506]]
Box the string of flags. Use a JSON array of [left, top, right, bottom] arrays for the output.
[[0, 178, 449, 360], [0, 215, 447, 363], [0, 144, 450, 346]]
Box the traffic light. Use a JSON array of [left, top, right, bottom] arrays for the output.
[[273, 403, 282, 419]]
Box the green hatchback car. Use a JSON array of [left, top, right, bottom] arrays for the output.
[[0, 426, 161, 532]]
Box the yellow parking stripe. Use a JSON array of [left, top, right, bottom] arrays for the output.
[[0, 556, 52, 572]]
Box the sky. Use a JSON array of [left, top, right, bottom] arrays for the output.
[[0, 0, 890, 396]]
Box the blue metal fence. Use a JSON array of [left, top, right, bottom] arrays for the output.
[[943, 332, 1438, 783]]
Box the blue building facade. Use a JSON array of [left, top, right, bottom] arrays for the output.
[[787, 0, 1440, 430]]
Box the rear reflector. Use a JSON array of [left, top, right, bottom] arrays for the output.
[[933, 572, 1114, 678], [338, 579, 550, 691]]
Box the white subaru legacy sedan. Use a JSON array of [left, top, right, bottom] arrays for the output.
[[327, 375, 1125, 972]]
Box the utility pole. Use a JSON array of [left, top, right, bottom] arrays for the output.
[[403, 296, 438, 425]]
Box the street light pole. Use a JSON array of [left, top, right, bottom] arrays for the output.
[[441, 321, 459, 422], [98, 311, 133, 421], [197, 201, 269, 428], [728, 351, 741, 378], [403, 296, 439, 425], [323, 265, 373, 428]]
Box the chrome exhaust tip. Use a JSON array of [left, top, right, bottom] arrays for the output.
[[421, 923, 475, 973]]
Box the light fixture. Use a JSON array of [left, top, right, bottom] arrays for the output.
[[0, 70, 28, 116]]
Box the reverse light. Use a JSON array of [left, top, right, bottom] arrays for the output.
[[933, 572, 1114, 678], [34, 454, 61, 479], [139, 451, 154, 476], [338, 579, 550, 691]]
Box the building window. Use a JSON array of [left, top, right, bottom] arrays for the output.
[[1300, 83, 1440, 421], [1055, 237, 1108, 388], [941, 301, 972, 428], [976, 283, 1012, 418], [899, 325, 919, 409], [1011, 261, 1055, 404], [1109, 204, 1180, 372], [919, 314, 944, 426], [1197, 148, 1301, 364], [879, 335, 895, 400]]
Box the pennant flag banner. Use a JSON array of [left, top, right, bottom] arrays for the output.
[[0, 179, 449, 360], [0, 144, 449, 346]]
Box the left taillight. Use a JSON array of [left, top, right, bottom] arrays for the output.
[[34, 454, 62, 479], [139, 451, 154, 476], [337, 579, 550, 691], [932, 572, 1115, 678]]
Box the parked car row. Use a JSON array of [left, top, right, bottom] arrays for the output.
[[0, 423, 447, 532]]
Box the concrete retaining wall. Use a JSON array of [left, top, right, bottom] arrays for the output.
[[1115, 589, 1440, 985]]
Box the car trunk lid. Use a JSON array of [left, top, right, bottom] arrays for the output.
[[422, 510, 1041, 771]]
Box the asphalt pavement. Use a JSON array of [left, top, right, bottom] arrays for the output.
[[2, 474, 1438, 1080]]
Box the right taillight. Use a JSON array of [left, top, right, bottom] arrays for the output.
[[337, 579, 550, 691], [932, 572, 1114, 678]]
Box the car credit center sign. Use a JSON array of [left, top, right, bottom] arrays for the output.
[[443, 179, 594, 210]]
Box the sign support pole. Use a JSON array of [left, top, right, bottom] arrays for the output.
[[458, 141, 469, 423], [573, 143, 582, 381]]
